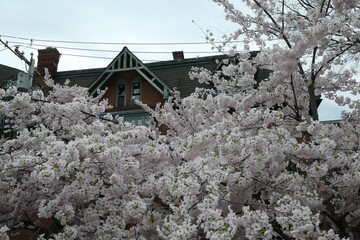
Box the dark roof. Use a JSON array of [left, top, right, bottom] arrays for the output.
[[146, 51, 260, 97], [0, 64, 22, 88], [147, 55, 225, 97], [54, 68, 104, 87]]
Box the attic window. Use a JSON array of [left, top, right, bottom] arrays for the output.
[[131, 77, 141, 104], [117, 79, 126, 107]]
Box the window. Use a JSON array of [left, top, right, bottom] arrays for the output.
[[131, 78, 141, 104], [117, 79, 126, 107], [125, 114, 150, 126]]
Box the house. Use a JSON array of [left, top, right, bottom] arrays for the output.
[[34, 47, 269, 125], [3, 47, 244, 136], [2, 46, 321, 128]]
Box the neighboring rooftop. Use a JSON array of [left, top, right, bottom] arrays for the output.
[[0, 64, 22, 88]]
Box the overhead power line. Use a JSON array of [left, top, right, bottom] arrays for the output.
[[7, 40, 121, 53], [1, 34, 234, 63], [1, 34, 244, 46], [6, 41, 220, 54], [6, 44, 200, 62], [61, 53, 161, 62], [61, 53, 114, 60]]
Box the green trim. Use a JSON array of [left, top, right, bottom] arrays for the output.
[[89, 47, 171, 97], [110, 109, 150, 126], [110, 109, 148, 116]]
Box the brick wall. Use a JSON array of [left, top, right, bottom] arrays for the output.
[[102, 70, 164, 112]]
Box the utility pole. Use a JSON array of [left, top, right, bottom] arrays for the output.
[[0, 38, 35, 92]]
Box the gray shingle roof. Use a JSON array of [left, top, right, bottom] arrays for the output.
[[147, 55, 224, 97], [54, 68, 104, 87]]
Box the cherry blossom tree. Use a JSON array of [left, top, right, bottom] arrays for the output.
[[0, 74, 167, 239], [1, 0, 360, 239]]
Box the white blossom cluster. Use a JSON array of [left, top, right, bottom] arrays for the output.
[[1, 0, 360, 239]]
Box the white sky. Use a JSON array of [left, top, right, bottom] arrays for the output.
[[0, 0, 347, 121], [0, 0, 241, 71]]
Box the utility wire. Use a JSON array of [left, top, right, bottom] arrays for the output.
[[6, 41, 220, 54], [9, 44, 196, 62], [62, 53, 161, 62], [61, 53, 114, 60], [1, 34, 244, 46], [1, 34, 230, 62]]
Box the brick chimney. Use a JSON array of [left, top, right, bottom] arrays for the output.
[[37, 47, 61, 77], [172, 51, 184, 60], [34, 47, 60, 88]]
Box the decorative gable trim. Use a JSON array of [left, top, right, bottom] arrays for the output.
[[89, 47, 170, 98]]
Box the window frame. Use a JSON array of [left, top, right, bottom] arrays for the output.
[[116, 79, 127, 107], [131, 77, 142, 105]]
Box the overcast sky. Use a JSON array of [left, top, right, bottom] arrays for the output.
[[0, 0, 348, 121], [0, 0, 241, 71]]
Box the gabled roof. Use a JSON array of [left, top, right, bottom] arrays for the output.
[[88, 47, 171, 97]]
